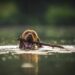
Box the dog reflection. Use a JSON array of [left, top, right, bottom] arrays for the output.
[[20, 54, 39, 75]]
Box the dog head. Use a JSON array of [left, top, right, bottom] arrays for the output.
[[19, 29, 41, 50]]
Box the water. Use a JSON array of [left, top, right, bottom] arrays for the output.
[[0, 45, 75, 75]]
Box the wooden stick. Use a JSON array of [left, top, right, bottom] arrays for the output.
[[18, 38, 65, 49]]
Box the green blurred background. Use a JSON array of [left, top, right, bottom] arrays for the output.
[[0, 0, 75, 45]]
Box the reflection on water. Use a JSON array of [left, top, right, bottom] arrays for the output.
[[20, 54, 39, 75], [0, 52, 75, 75]]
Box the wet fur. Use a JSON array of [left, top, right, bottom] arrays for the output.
[[19, 29, 41, 50]]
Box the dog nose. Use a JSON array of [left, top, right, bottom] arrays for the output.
[[28, 35, 32, 38], [27, 33, 33, 38]]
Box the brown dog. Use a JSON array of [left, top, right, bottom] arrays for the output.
[[18, 29, 41, 50]]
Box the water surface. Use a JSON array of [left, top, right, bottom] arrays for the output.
[[0, 45, 75, 75]]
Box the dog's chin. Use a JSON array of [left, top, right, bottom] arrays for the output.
[[24, 42, 33, 49]]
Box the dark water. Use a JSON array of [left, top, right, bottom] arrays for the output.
[[0, 53, 75, 75]]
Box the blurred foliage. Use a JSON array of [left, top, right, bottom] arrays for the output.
[[45, 6, 75, 25], [0, 3, 17, 18], [0, 0, 75, 44], [0, 0, 75, 25]]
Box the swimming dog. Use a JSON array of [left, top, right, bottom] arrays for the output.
[[18, 29, 41, 50]]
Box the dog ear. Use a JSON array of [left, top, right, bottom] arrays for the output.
[[37, 37, 40, 42], [36, 37, 42, 47]]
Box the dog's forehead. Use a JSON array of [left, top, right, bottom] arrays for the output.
[[20, 29, 39, 39], [24, 30, 37, 34]]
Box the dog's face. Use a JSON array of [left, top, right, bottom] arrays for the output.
[[19, 29, 41, 50]]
